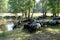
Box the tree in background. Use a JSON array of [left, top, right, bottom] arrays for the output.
[[27, 0, 35, 19], [0, 0, 8, 13], [9, 0, 35, 19], [35, 0, 60, 17], [48, 0, 60, 17], [8, 0, 21, 22], [41, 0, 49, 17]]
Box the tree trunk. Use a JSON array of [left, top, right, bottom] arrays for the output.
[[15, 13, 18, 22], [31, 0, 35, 19], [31, 12, 33, 19], [28, 8, 30, 19], [25, 12, 28, 18], [43, 12, 45, 16], [53, 13, 56, 17], [22, 12, 24, 18], [45, 12, 46, 17], [14, 13, 18, 25]]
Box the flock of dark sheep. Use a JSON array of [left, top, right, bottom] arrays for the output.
[[13, 16, 60, 33]]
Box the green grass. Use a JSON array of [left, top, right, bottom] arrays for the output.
[[47, 25, 60, 29], [0, 29, 31, 40], [0, 25, 60, 40], [0, 17, 60, 40]]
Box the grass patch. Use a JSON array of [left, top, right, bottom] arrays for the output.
[[47, 25, 60, 29], [0, 25, 60, 40]]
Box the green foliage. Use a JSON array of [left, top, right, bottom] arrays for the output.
[[8, 0, 35, 19], [8, 0, 20, 13], [48, 0, 60, 14], [0, 0, 8, 12], [8, 0, 35, 13]]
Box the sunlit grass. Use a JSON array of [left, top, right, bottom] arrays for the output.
[[0, 29, 31, 40], [0, 25, 60, 40], [44, 25, 60, 34], [0, 16, 60, 40]]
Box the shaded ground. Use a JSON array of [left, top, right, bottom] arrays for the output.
[[0, 25, 60, 40]]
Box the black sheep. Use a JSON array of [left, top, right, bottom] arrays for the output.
[[48, 20, 58, 26], [57, 20, 60, 24], [53, 17, 60, 20], [23, 22, 41, 33], [37, 16, 45, 20], [38, 20, 49, 26], [29, 22, 41, 32], [23, 23, 33, 32], [17, 16, 21, 20], [13, 20, 21, 29], [54, 20, 60, 25], [22, 18, 34, 22], [23, 23, 31, 29]]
